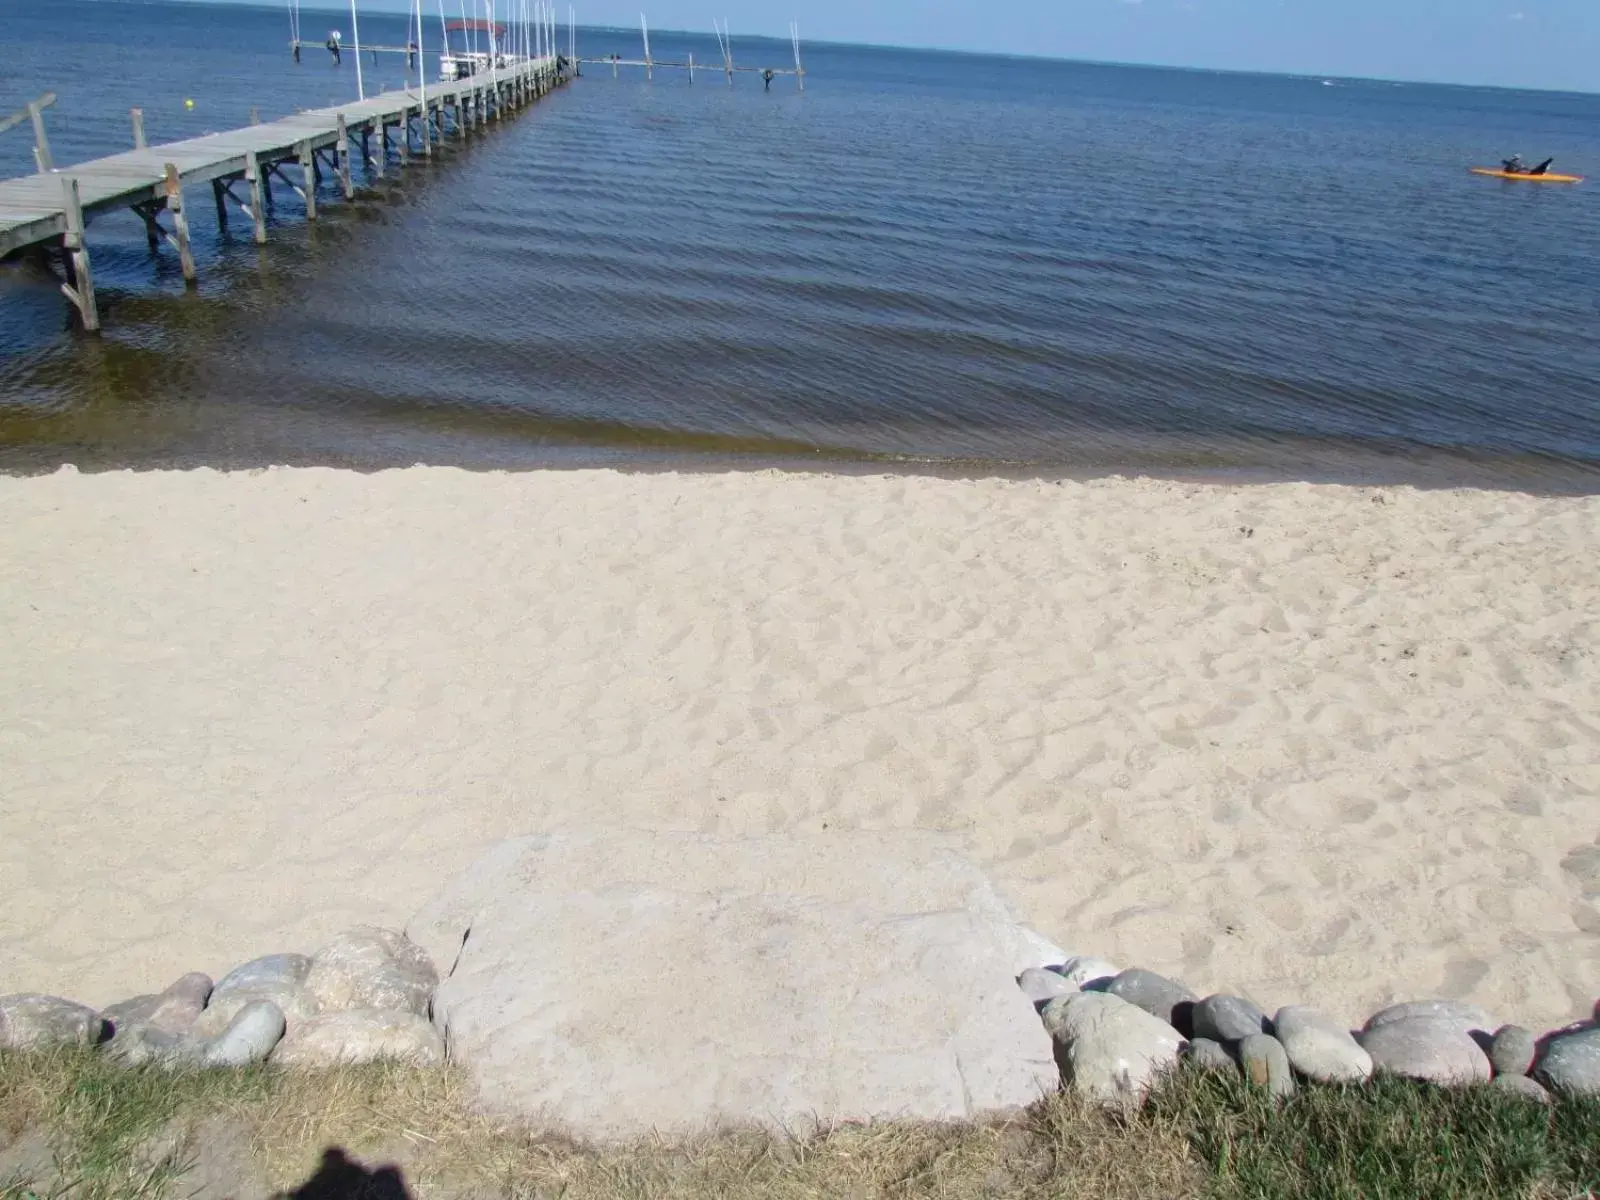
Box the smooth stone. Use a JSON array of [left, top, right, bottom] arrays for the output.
[[1238, 1033, 1295, 1098], [1184, 1037, 1239, 1075], [105, 1024, 204, 1068], [216, 954, 312, 994], [105, 972, 212, 1040], [1357, 1016, 1491, 1084], [1054, 957, 1121, 989], [0, 994, 106, 1049], [1043, 991, 1184, 1105], [411, 832, 1058, 1137], [1534, 1026, 1600, 1097], [1364, 1000, 1496, 1036], [193, 983, 319, 1040], [271, 1009, 444, 1068], [1491, 1073, 1553, 1104], [305, 927, 437, 1017], [1192, 994, 1270, 1043], [1489, 1025, 1539, 1078], [201, 1000, 286, 1067], [193, 954, 320, 1040], [1103, 968, 1197, 1030], [1018, 967, 1076, 1006], [1273, 1005, 1373, 1083]]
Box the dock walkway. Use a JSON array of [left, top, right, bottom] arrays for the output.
[[0, 56, 565, 330]]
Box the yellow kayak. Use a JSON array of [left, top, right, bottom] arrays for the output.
[[1470, 167, 1583, 183]]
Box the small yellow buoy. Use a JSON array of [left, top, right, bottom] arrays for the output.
[[184, 98, 195, 109]]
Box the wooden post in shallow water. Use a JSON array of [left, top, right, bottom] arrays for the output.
[[297, 141, 317, 219], [58, 176, 99, 332], [131, 108, 147, 149], [163, 163, 197, 285], [337, 113, 353, 198], [244, 152, 267, 244]]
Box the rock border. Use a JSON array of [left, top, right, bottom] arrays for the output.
[[1020, 958, 1600, 1105], [6, 931, 1598, 1110]]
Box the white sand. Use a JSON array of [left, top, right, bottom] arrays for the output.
[[1, 466, 1596, 1029]]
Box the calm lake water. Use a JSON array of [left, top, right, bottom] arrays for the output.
[[2, 0, 1598, 486]]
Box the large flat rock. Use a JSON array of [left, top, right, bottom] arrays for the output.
[[408, 832, 1058, 1139]]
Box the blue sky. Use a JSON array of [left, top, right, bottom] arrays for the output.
[[265, 0, 1597, 92]]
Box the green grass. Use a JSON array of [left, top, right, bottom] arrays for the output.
[[3, 1047, 1598, 1199], [1149, 1064, 1600, 1200]]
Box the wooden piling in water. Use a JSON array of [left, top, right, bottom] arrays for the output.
[[131, 108, 147, 150], [337, 113, 354, 198], [58, 177, 99, 332], [162, 163, 197, 285], [297, 142, 317, 219], [244, 152, 267, 244]]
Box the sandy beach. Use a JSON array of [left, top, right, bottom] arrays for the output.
[[1, 466, 1596, 1028]]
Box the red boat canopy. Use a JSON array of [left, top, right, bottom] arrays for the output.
[[445, 19, 505, 32]]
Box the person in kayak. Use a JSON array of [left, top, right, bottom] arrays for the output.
[[1501, 155, 1555, 175]]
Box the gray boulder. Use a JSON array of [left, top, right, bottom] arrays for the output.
[[1534, 1026, 1600, 1097], [1491, 1073, 1553, 1104], [193, 954, 319, 1040], [1273, 1005, 1372, 1083], [1043, 991, 1184, 1105], [1238, 1033, 1295, 1098], [305, 928, 437, 1017], [412, 832, 1058, 1138], [1183, 1037, 1239, 1075], [0, 994, 105, 1049], [1192, 994, 1270, 1043], [1364, 1000, 1496, 1036], [1018, 967, 1076, 1006], [1054, 956, 1120, 988], [1358, 1016, 1491, 1084], [201, 1000, 286, 1067], [104, 972, 212, 1040], [1103, 969, 1197, 1030], [105, 1024, 203, 1068], [271, 1010, 444, 1067], [1488, 1025, 1538, 1078]]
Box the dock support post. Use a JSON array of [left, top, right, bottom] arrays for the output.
[[337, 113, 353, 199], [212, 179, 228, 229], [29, 100, 54, 173], [59, 176, 99, 333], [421, 101, 432, 158], [244, 153, 267, 244], [398, 112, 410, 166], [131, 108, 147, 150], [371, 121, 385, 178], [163, 163, 197, 286], [297, 142, 317, 219]]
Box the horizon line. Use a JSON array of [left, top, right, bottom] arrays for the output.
[[84, 0, 1600, 97]]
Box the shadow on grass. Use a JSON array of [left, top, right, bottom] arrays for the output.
[[276, 1147, 412, 1200]]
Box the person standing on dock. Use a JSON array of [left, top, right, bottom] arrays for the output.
[[326, 30, 342, 65]]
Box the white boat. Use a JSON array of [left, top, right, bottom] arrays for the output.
[[439, 18, 526, 80]]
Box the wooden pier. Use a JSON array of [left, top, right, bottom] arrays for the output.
[[0, 56, 567, 332]]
